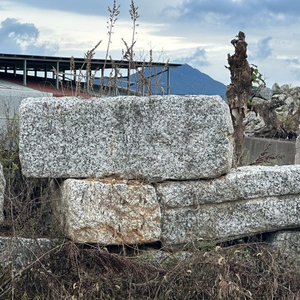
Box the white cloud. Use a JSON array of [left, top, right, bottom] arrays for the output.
[[174, 47, 210, 67], [0, 18, 58, 55], [1, 0, 300, 87]]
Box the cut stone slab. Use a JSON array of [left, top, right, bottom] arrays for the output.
[[0, 164, 6, 223], [19, 95, 233, 181], [157, 165, 300, 245], [54, 179, 161, 245], [0, 236, 59, 272]]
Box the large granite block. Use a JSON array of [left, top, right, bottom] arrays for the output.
[[157, 165, 300, 245], [55, 179, 161, 244], [19, 95, 233, 181]]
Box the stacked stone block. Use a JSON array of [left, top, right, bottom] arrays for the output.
[[19, 95, 300, 246]]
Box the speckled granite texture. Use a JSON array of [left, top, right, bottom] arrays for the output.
[[158, 165, 300, 245], [19, 95, 233, 181], [54, 178, 161, 245]]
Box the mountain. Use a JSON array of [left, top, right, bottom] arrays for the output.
[[169, 64, 226, 96], [130, 63, 226, 97], [94, 63, 227, 97]]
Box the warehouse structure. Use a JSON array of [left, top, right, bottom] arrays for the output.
[[0, 53, 181, 95]]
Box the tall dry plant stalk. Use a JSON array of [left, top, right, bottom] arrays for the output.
[[77, 40, 102, 96], [122, 0, 140, 95], [61, 0, 168, 97], [100, 0, 120, 96], [52, 40, 101, 97], [106, 55, 121, 96], [29, 1, 170, 98]]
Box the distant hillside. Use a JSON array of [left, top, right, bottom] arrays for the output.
[[171, 64, 226, 96], [130, 63, 226, 97], [94, 63, 226, 97]]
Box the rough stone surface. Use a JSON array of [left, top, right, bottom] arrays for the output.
[[251, 96, 267, 107], [272, 83, 280, 91], [243, 111, 265, 133], [281, 84, 290, 91], [267, 230, 300, 266], [19, 95, 233, 181], [253, 87, 273, 101], [245, 83, 300, 139], [55, 179, 161, 244], [157, 165, 300, 245], [0, 236, 59, 272], [0, 164, 6, 223]]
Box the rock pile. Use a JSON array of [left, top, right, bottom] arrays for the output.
[[245, 83, 300, 139]]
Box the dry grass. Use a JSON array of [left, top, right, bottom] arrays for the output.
[[0, 108, 61, 239], [1, 241, 300, 299], [249, 142, 285, 166]]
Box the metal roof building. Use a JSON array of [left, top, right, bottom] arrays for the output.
[[0, 53, 181, 95]]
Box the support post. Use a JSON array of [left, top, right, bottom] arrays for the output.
[[167, 67, 171, 95], [23, 59, 27, 86], [44, 65, 47, 80], [55, 61, 59, 90]]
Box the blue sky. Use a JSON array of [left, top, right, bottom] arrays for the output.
[[0, 0, 299, 87]]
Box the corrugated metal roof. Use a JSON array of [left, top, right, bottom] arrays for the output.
[[0, 53, 181, 73]]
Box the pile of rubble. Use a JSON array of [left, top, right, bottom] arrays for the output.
[[245, 83, 300, 140]]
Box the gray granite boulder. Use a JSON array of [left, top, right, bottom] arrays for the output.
[[0, 164, 5, 223], [54, 178, 161, 244], [253, 87, 273, 100], [281, 84, 290, 91], [157, 165, 300, 245], [272, 83, 281, 91], [251, 96, 267, 108], [19, 95, 233, 181]]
